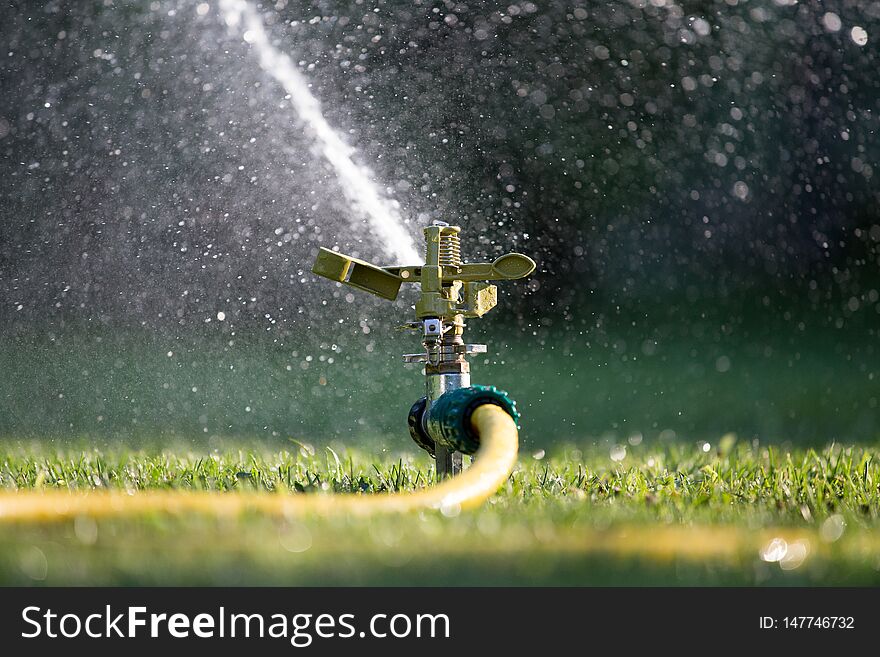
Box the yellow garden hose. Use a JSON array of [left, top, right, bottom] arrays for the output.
[[0, 404, 518, 523]]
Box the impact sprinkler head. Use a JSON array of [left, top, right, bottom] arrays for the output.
[[312, 221, 535, 478]]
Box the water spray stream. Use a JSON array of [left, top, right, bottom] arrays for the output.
[[219, 0, 420, 263]]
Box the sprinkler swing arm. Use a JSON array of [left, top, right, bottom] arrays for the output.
[[312, 222, 535, 479]]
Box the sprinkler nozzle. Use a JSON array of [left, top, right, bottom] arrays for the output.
[[312, 247, 403, 301], [311, 225, 535, 322]]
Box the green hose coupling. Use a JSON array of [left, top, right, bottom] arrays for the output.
[[424, 385, 520, 455]]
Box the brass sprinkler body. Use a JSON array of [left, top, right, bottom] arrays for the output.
[[312, 221, 535, 478]]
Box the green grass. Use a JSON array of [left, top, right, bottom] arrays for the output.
[[2, 438, 879, 585]]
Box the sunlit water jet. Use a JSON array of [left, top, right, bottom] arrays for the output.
[[219, 0, 420, 264]]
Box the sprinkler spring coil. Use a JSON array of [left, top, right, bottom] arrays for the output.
[[437, 230, 461, 270]]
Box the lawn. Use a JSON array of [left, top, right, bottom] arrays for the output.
[[1, 321, 877, 585], [1, 439, 878, 585]]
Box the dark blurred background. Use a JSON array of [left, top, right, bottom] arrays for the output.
[[1, 0, 878, 447]]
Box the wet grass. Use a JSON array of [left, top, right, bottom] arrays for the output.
[[1, 438, 879, 585]]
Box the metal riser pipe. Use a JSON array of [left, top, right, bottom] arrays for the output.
[[426, 372, 469, 478]]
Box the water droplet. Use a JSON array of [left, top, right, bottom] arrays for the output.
[[278, 522, 312, 553], [820, 514, 846, 542], [779, 540, 810, 570], [760, 537, 788, 562], [821, 12, 842, 33], [851, 26, 868, 46]]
